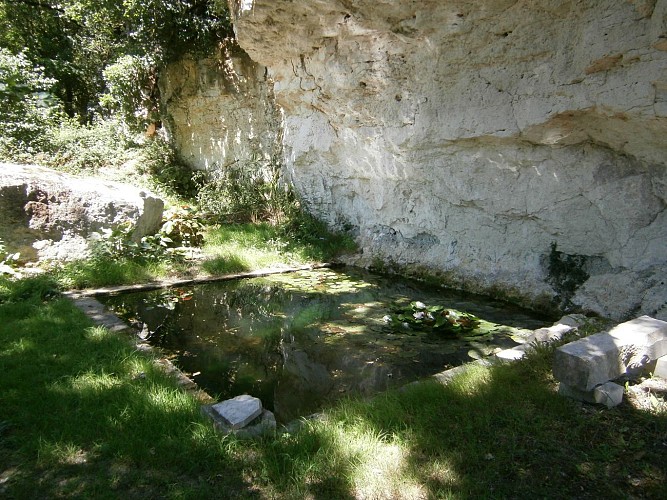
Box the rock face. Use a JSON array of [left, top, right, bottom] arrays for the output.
[[0, 163, 164, 262], [223, 0, 667, 320], [161, 39, 282, 173]]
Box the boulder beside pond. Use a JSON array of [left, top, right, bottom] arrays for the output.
[[0, 163, 163, 262]]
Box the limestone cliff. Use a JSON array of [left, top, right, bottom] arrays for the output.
[[218, 0, 667, 320], [161, 40, 282, 172]]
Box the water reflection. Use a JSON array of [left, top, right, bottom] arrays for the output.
[[102, 268, 550, 423]]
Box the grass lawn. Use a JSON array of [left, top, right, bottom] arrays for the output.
[[50, 222, 357, 290], [1, 223, 666, 498]]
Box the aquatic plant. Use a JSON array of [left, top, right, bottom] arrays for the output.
[[388, 300, 480, 336]]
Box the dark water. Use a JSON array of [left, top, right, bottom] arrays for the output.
[[101, 268, 551, 423]]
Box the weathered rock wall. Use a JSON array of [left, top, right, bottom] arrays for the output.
[[223, 0, 667, 320], [161, 40, 282, 172]]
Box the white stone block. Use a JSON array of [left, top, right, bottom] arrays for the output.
[[211, 395, 263, 430], [553, 316, 667, 391], [495, 346, 527, 361], [654, 356, 667, 379], [558, 381, 624, 408]]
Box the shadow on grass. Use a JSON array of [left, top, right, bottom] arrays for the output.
[[254, 349, 667, 498], [3, 276, 666, 498], [0, 292, 257, 498]]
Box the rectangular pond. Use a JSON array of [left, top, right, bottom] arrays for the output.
[[100, 267, 552, 423]]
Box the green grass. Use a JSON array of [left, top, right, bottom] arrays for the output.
[[201, 222, 356, 275], [53, 256, 172, 289], [46, 222, 356, 289], [1, 276, 665, 498]]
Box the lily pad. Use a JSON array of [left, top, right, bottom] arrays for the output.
[[388, 301, 481, 336]]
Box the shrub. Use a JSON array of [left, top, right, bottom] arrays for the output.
[[100, 55, 159, 132], [46, 118, 134, 174], [196, 158, 296, 223]]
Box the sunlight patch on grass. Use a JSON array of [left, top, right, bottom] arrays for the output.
[[301, 417, 431, 499], [201, 225, 299, 274], [60, 370, 123, 394], [350, 437, 426, 499], [2, 338, 35, 356], [146, 385, 197, 415], [447, 363, 493, 396], [83, 325, 112, 342], [38, 440, 95, 466]]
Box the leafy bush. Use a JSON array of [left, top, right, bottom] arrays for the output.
[[91, 222, 171, 263], [11, 116, 193, 202], [0, 48, 62, 156], [100, 55, 158, 132], [196, 159, 294, 223], [141, 145, 200, 200], [161, 206, 204, 247], [45, 118, 134, 174]]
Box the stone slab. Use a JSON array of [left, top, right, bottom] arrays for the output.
[[558, 381, 624, 408], [495, 345, 528, 361], [553, 316, 667, 391], [209, 395, 262, 430], [202, 405, 275, 438], [655, 356, 667, 379]]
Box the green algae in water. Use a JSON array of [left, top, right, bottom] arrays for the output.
[[101, 268, 550, 423]]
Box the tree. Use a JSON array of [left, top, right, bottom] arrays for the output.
[[0, 0, 232, 127], [0, 48, 62, 151]]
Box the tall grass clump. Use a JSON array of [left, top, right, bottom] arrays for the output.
[[196, 157, 357, 268]]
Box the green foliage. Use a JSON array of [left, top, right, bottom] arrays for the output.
[[0, 0, 233, 128], [196, 158, 293, 224], [0, 274, 61, 304], [121, 0, 233, 61], [0, 48, 62, 154], [196, 158, 357, 263], [389, 300, 481, 336], [100, 55, 158, 130], [8, 117, 190, 201], [161, 206, 204, 247], [43, 118, 133, 172], [85, 208, 204, 271], [142, 146, 199, 199]]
